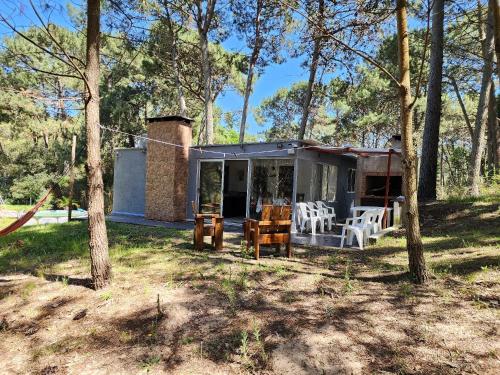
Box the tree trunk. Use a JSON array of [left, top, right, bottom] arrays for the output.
[[396, 0, 428, 284], [298, 0, 324, 140], [487, 79, 499, 176], [172, 41, 187, 117], [418, 0, 445, 201], [490, 0, 500, 79], [447, 75, 474, 139], [85, 0, 111, 289], [469, 4, 495, 196], [165, 9, 187, 116], [239, 1, 263, 144], [239, 57, 256, 143], [200, 32, 214, 144], [67, 133, 77, 221]]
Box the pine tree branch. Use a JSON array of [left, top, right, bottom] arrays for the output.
[[411, 0, 432, 107], [278, 0, 401, 87], [28, 0, 90, 94]]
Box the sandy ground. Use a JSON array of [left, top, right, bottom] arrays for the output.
[[1, 232, 499, 375]]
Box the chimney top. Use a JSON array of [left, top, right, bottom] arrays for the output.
[[389, 134, 401, 149], [147, 115, 193, 125]]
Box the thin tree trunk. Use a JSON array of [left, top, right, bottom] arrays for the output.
[[239, 57, 256, 143], [67, 133, 77, 221], [200, 32, 214, 144], [490, 0, 500, 79], [469, 4, 495, 196], [172, 41, 187, 117], [298, 0, 324, 140], [446, 75, 474, 139], [195, 0, 216, 145], [396, 0, 428, 284], [43, 131, 49, 148], [487, 79, 499, 176], [85, 0, 111, 289], [165, 8, 187, 116], [418, 0, 445, 201], [239, 0, 263, 144], [440, 142, 445, 187]]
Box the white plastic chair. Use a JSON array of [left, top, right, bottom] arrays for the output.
[[315, 201, 336, 229], [372, 208, 386, 234], [340, 211, 376, 250], [296, 202, 324, 235], [307, 202, 330, 232]]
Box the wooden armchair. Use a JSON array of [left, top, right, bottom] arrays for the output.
[[194, 214, 224, 251], [243, 205, 292, 260], [192, 202, 223, 251]]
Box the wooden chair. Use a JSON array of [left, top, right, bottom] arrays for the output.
[[192, 202, 223, 251], [243, 205, 292, 260]]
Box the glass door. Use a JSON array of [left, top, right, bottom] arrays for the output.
[[198, 160, 224, 214], [249, 159, 294, 218]]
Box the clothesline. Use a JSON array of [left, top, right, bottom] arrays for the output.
[[99, 124, 331, 158]]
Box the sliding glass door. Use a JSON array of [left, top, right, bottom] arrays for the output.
[[249, 159, 294, 218], [198, 160, 223, 214]]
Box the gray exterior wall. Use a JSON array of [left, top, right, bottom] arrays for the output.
[[295, 149, 356, 219], [112, 148, 146, 216], [111, 140, 358, 221], [186, 142, 357, 219]]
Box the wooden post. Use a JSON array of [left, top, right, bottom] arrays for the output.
[[67, 134, 77, 221], [214, 217, 223, 251], [383, 149, 393, 228], [194, 215, 204, 251]]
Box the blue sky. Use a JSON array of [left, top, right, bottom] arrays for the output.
[[0, 1, 410, 138], [0, 0, 317, 138], [217, 35, 307, 136]]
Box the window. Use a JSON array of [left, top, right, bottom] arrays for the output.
[[250, 159, 294, 217], [347, 169, 356, 193], [313, 164, 338, 201], [326, 165, 338, 200]]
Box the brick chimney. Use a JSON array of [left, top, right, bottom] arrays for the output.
[[145, 115, 192, 221]]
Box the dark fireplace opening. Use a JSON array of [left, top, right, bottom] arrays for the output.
[[365, 175, 402, 197]]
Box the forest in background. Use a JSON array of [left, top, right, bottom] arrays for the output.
[[0, 0, 498, 209]]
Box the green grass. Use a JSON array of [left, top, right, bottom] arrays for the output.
[[1, 204, 38, 212], [0, 221, 191, 276], [0, 193, 498, 288], [362, 192, 500, 280], [0, 217, 15, 228]]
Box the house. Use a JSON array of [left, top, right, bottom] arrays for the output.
[[111, 116, 403, 225]]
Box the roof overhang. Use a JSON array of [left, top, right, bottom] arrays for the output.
[[309, 146, 401, 158]]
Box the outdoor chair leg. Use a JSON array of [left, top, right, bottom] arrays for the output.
[[194, 217, 204, 251], [214, 218, 223, 251], [340, 227, 346, 248], [354, 229, 364, 250], [253, 226, 260, 260], [347, 231, 354, 246]]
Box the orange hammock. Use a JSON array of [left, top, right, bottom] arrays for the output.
[[0, 189, 52, 237]]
